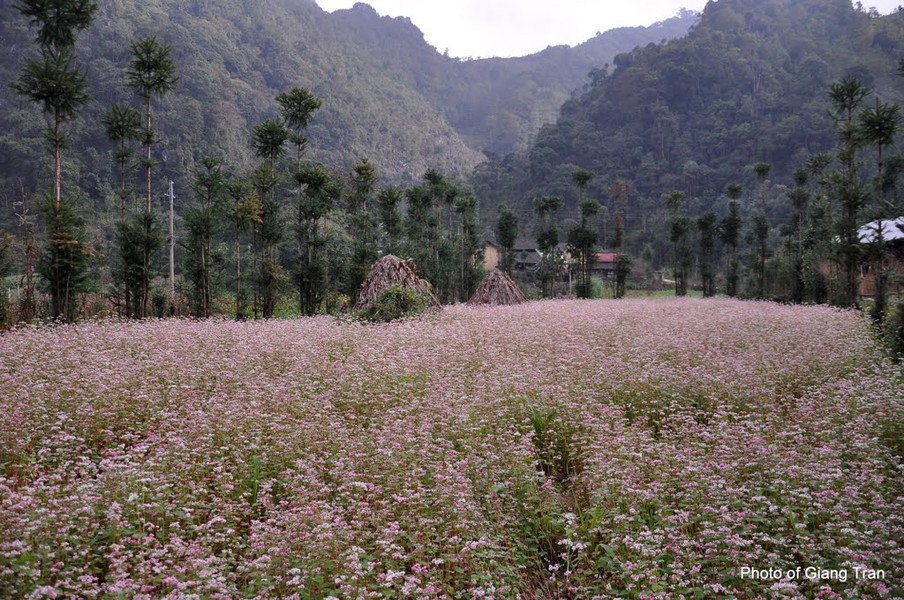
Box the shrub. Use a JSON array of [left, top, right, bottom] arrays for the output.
[[359, 284, 429, 322], [883, 301, 904, 362]]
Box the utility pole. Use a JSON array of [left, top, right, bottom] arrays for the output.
[[165, 180, 175, 309]]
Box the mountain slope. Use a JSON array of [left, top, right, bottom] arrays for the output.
[[330, 4, 698, 155], [0, 0, 694, 215], [473, 0, 904, 217]]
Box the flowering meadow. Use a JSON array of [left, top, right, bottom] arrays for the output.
[[1, 299, 902, 599]]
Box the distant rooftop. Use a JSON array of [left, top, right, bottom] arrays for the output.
[[857, 217, 904, 243]]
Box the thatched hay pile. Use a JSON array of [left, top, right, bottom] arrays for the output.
[[468, 269, 527, 306], [354, 255, 441, 312]]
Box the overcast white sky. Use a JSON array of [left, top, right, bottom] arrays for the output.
[[314, 0, 904, 58]]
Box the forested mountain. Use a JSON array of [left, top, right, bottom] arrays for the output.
[[331, 4, 698, 156], [0, 0, 695, 213], [474, 0, 904, 218]]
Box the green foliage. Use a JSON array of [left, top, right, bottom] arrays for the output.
[[697, 212, 717, 297], [359, 284, 429, 323], [0, 234, 12, 328], [346, 159, 378, 302], [567, 199, 599, 299], [376, 186, 403, 256], [12, 0, 96, 321], [114, 211, 163, 319], [395, 171, 482, 303], [614, 254, 632, 299], [295, 162, 341, 316], [665, 191, 693, 297], [101, 102, 142, 209], [826, 75, 871, 307], [883, 301, 904, 363], [12, 50, 90, 126], [226, 179, 259, 320], [122, 36, 177, 317], [38, 197, 94, 322], [496, 204, 518, 274], [277, 87, 321, 154], [720, 198, 742, 297], [251, 120, 289, 164], [14, 0, 97, 51], [184, 157, 227, 318], [533, 195, 564, 298], [126, 37, 178, 104], [12, 0, 96, 210], [248, 162, 283, 319]]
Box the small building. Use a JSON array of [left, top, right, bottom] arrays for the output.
[[858, 217, 904, 299], [512, 239, 543, 272], [484, 237, 544, 272], [590, 252, 618, 280]]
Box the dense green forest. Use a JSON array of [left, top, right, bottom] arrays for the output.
[[3, 0, 904, 335]]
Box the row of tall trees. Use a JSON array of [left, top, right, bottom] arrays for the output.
[[5, 3, 485, 323]]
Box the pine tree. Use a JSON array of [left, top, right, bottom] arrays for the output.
[[227, 179, 260, 320], [721, 184, 743, 297], [13, 0, 97, 208], [534, 195, 564, 298], [495, 204, 518, 275], [567, 199, 599, 299], [12, 0, 98, 322], [377, 186, 404, 256], [827, 76, 869, 307], [347, 159, 378, 302], [295, 163, 341, 316], [185, 157, 227, 318], [250, 118, 288, 318], [102, 103, 142, 316], [664, 190, 692, 297], [102, 103, 142, 219], [860, 97, 901, 321], [610, 179, 632, 299], [454, 191, 482, 300], [127, 37, 177, 317], [751, 163, 772, 298], [697, 212, 717, 297]]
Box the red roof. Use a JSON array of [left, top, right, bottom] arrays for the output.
[[595, 252, 617, 263]]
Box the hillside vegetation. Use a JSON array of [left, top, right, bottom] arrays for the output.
[[0, 0, 694, 208], [475, 0, 904, 214]]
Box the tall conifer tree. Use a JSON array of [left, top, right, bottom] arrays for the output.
[[12, 0, 98, 321]]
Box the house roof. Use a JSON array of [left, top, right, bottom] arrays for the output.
[[858, 217, 904, 243], [595, 252, 618, 263], [513, 237, 538, 251]]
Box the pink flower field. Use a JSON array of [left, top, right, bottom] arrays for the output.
[[1, 299, 902, 599]]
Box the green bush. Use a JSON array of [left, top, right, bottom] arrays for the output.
[[360, 285, 429, 322], [883, 301, 904, 362]]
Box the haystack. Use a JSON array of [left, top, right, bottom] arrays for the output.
[[468, 268, 527, 306], [354, 255, 441, 312]]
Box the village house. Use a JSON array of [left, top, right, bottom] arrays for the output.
[[857, 217, 904, 299], [482, 237, 544, 272], [589, 252, 618, 280]]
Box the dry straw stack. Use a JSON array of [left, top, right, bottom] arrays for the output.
[[354, 255, 441, 312], [468, 269, 527, 306]]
